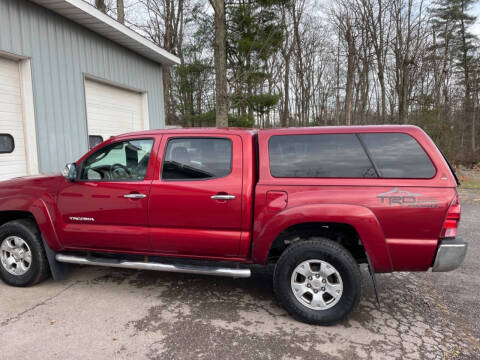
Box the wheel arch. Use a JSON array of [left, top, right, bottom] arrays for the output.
[[253, 203, 393, 272], [0, 210, 36, 227], [266, 221, 366, 264], [0, 197, 63, 251]]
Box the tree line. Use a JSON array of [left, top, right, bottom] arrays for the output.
[[92, 0, 479, 164]]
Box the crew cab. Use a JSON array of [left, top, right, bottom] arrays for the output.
[[0, 126, 467, 325]]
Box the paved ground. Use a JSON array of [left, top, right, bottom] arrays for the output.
[[1, 191, 479, 360]]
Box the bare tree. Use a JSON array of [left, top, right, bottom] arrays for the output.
[[208, 0, 228, 127], [95, 0, 107, 13], [117, 0, 125, 24], [280, 2, 294, 127], [391, 0, 426, 123], [138, 0, 185, 125], [116, 0, 480, 163], [333, 1, 359, 126], [361, 0, 391, 122]]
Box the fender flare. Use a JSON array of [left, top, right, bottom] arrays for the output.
[[253, 203, 393, 272], [0, 195, 63, 251]]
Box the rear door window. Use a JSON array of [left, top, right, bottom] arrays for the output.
[[162, 138, 232, 180], [359, 133, 436, 178], [268, 134, 377, 178]]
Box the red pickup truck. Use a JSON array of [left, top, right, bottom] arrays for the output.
[[0, 125, 467, 325]]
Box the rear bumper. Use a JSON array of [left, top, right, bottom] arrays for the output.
[[432, 238, 468, 272]]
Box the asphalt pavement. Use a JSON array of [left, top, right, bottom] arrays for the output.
[[0, 190, 479, 359]]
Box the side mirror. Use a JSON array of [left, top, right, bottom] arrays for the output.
[[62, 163, 77, 182]]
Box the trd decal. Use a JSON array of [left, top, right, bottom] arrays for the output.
[[376, 188, 439, 208]]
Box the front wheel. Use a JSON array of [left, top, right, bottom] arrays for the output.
[[0, 219, 49, 287], [273, 239, 361, 325]]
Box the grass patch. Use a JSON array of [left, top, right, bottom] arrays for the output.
[[459, 178, 480, 189]]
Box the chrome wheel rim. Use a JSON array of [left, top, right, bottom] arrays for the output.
[[0, 236, 32, 276], [290, 259, 343, 310]]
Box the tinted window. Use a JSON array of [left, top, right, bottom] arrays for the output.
[[359, 133, 436, 178], [0, 134, 14, 154], [162, 138, 232, 180], [269, 134, 376, 178], [89, 135, 104, 150], [81, 139, 154, 181]]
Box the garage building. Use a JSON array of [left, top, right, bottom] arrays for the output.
[[0, 0, 179, 180]]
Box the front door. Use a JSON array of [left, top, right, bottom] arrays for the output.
[[56, 137, 157, 251], [148, 135, 243, 257]]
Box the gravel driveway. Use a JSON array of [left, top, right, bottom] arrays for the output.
[[1, 190, 479, 360]]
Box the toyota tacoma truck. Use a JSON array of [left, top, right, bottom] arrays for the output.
[[0, 125, 467, 325]]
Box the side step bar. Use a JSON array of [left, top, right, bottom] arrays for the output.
[[55, 254, 251, 278]]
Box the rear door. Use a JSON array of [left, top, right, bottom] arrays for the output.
[[148, 134, 243, 257]]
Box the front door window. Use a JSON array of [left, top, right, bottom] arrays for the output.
[[81, 139, 154, 181]]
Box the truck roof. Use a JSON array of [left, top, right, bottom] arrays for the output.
[[117, 125, 424, 139]]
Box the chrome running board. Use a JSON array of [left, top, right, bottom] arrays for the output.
[[55, 254, 251, 278]]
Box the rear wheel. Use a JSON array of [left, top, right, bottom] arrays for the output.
[[273, 238, 361, 325], [0, 219, 49, 287]]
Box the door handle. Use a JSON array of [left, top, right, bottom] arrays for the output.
[[123, 193, 146, 199], [211, 194, 236, 200]]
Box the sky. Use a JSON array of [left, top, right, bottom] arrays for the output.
[[471, 2, 480, 38], [85, 0, 480, 40]]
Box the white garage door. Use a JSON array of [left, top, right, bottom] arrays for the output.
[[0, 57, 27, 181], [85, 79, 148, 149]]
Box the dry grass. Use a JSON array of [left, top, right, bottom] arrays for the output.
[[459, 179, 480, 189], [457, 169, 480, 190]]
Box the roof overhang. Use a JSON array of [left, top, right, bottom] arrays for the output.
[[29, 0, 180, 66]]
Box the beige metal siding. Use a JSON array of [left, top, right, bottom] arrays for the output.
[[0, 57, 27, 180]]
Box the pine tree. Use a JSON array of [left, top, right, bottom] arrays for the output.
[[174, 3, 215, 127], [431, 0, 477, 102], [227, 0, 289, 126], [431, 0, 478, 152]]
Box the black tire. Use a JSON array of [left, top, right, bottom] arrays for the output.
[[273, 238, 361, 325], [0, 219, 49, 287]]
